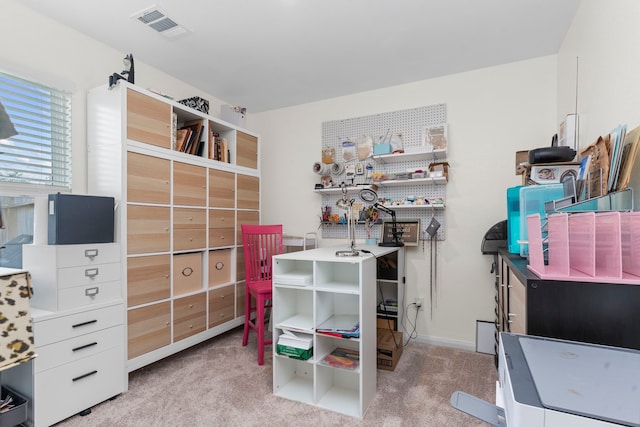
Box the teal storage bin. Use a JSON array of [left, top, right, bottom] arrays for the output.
[[506, 186, 523, 254]]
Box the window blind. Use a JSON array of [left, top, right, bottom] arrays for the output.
[[0, 71, 72, 189]]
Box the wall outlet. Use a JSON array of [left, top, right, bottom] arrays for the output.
[[415, 297, 424, 310]]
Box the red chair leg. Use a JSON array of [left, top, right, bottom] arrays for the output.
[[242, 290, 252, 347], [257, 293, 265, 365]]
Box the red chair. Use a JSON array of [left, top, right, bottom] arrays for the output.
[[241, 224, 283, 365]]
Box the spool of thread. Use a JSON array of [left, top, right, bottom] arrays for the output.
[[331, 162, 345, 176], [313, 162, 332, 175]]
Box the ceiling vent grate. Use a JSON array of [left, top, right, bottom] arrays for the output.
[[131, 6, 188, 38]]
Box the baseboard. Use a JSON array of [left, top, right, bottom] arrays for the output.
[[409, 333, 476, 352]]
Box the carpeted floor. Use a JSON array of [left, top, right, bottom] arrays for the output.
[[55, 327, 496, 426]]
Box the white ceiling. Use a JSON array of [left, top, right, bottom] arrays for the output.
[[19, 0, 581, 113]]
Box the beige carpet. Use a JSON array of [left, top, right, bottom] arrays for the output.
[[55, 327, 497, 426]]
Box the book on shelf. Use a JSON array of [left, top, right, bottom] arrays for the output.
[[319, 347, 359, 370], [614, 123, 640, 191], [176, 128, 191, 152], [317, 316, 360, 338]]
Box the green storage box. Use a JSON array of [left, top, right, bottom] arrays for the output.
[[276, 344, 313, 360]]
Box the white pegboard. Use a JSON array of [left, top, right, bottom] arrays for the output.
[[319, 104, 448, 242]]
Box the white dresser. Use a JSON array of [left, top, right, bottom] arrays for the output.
[[6, 243, 127, 427]]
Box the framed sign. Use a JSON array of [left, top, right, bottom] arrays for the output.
[[381, 219, 420, 246]]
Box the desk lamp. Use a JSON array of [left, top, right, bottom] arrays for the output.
[[335, 183, 360, 257], [375, 202, 404, 247], [358, 188, 404, 247]]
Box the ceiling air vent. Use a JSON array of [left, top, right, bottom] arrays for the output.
[[131, 6, 188, 38]]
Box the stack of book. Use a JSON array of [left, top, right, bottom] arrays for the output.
[[176, 120, 204, 156]]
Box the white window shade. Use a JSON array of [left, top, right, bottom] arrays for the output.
[[0, 71, 72, 190]]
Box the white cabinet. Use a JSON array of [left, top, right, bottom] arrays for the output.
[[8, 243, 126, 427], [30, 302, 125, 427], [272, 247, 377, 418]]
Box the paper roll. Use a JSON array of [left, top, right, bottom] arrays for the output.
[[313, 162, 332, 175]]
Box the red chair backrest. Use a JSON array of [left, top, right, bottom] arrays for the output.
[[241, 224, 283, 283]]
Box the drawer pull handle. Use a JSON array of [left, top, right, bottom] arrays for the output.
[[85, 268, 99, 278], [85, 249, 99, 259], [73, 342, 98, 352], [182, 267, 193, 277], [72, 319, 97, 328], [215, 261, 224, 270], [73, 370, 98, 382], [85, 287, 100, 298]]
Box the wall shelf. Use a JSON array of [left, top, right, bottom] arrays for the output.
[[372, 149, 447, 163]]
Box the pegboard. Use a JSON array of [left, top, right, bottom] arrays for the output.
[[318, 104, 448, 242]]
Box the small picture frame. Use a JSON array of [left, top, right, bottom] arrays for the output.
[[422, 123, 448, 151], [381, 219, 420, 246]]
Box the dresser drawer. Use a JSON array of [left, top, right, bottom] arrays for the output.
[[48, 244, 120, 267], [34, 303, 124, 347], [34, 325, 124, 373], [173, 293, 206, 341], [208, 285, 235, 328], [173, 207, 206, 229], [173, 228, 207, 251], [58, 280, 121, 311], [35, 345, 125, 427], [209, 227, 235, 247], [57, 262, 120, 289]]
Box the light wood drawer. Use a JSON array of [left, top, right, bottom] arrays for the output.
[[209, 169, 235, 208], [208, 284, 235, 328], [127, 254, 171, 307], [127, 302, 171, 359], [127, 151, 170, 204], [34, 303, 124, 347], [236, 131, 258, 169], [57, 262, 120, 289], [58, 280, 122, 311], [208, 249, 231, 286], [508, 270, 526, 334], [173, 293, 206, 341], [35, 345, 125, 427], [209, 209, 235, 228], [237, 174, 259, 209], [48, 244, 121, 268], [237, 210, 259, 242], [209, 228, 235, 248], [34, 325, 124, 373], [173, 207, 206, 229], [173, 162, 206, 206], [173, 252, 203, 295], [127, 205, 170, 254], [236, 250, 245, 281], [173, 228, 207, 251], [126, 88, 172, 148], [236, 282, 246, 317]]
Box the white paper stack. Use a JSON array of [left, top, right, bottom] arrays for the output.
[[273, 273, 312, 286], [278, 330, 313, 350]]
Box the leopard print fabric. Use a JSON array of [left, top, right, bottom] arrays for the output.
[[0, 271, 35, 371]]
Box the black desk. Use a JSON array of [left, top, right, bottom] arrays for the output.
[[499, 249, 640, 350]]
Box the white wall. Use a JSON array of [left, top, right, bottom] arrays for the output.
[[558, 0, 640, 209], [3, 0, 577, 349], [253, 56, 558, 348], [1, 0, 229, 195]]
